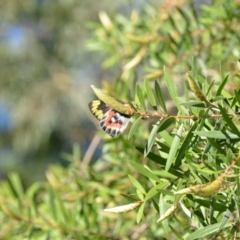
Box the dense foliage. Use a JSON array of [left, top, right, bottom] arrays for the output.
[[0, 1, 240, 239]]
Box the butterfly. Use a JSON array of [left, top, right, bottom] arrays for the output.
[[88, 100, 132, 137]]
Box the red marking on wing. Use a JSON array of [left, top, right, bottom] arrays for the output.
[[104, 110, 122, 129]]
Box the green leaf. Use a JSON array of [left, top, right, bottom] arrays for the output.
[[165, 124, 183, 171], [169, 14, 180, 34], [216, 74, 229, 96], [185, 222, 231, 240], [129, 161, 161, 182], [193, 131, 240, 139], [144, 80, 157, 110], [155, 80, 167, 112], [181, 101, 207, 108], [206, 138, 226, 155], [136, 147, 184, 178], [219, 209, 231, 230], [191, 57, 198, 78], [128, 175, 146, 194], [144, 120, 161, 157], [159, 194, 170, 232], [175, 121, 198, 167], [164, 67, 180, 110], [8, 172, 24, 201], [206, 79, 215, 97], [235, 89, 240, 105], [136, 84, 146, 110], [57, 194, 70, 223], [168, 32, 178, 48], [158, 117, 176, 132], [159, 130, 174, 146], [144, 182, 170, 201], [137, 202, 146, 223], [136, 146, 167, 165], [170, 225, 183, 240], [128, 116, 141, 139], [177, 6, 190, 25], [218, 105, 240, 138], [26, 181, 44, 199], [91, 85, 135, 115], [153, 170, 178, 179], [49, 187, 57, 219], [189, 195, 227, 212], [121, 194, 139, 201]]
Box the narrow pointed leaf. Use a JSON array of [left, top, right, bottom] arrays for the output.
[[136, 146, 167, 165], [181, 102, 206, 108], [136, 84, 146, 110], [155, 80, 167, 112], [165, 124, 183, 171], [129, 161, 161, 182], [128, 175, 146, 194], [185, 222, 231, 240], [177, 7, 190, 24], [144, 120, 161, 157], [194, 130, 240, 139], [235, 89, 240, 105], [91, 85, 135, 115], [8, 172, 24, 201], [175, 121, 198, 167], [159, 130, 174, 146], [144, 80, 157, 110], [137, 202, 146, 223], [218, 105, 240, 137], [158, 117, 176, 132], [219, 209, 231, 230], [207, 138, 226, 155], [159, 194, 170, 232], [128, 116, 142, 139], [145, 182, 170, 201], [164, 68, 180, 109], [216, 74, 229, 96]]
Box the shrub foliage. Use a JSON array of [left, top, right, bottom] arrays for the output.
[[1, 1, 240, 239]]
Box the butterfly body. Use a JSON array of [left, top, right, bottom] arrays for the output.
[[89, 100, 131, 137]]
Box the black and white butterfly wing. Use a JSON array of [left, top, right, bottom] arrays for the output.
[[88, 100, 131, 137], [100, 109, 131, 137]]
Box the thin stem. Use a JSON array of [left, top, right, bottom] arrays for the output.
[[81, 135, 101, 168], [136, 111, 226, 119]]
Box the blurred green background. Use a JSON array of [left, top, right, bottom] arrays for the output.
[[0, 0, 158, 183]]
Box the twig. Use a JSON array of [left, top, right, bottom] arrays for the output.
[[136, 111, 226, 119], [81, 135, 101, 168]]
